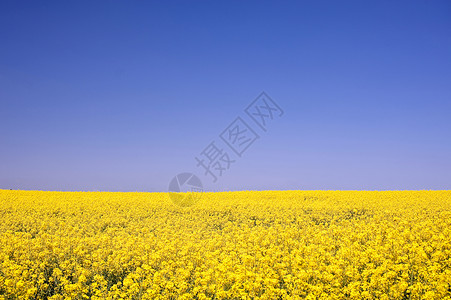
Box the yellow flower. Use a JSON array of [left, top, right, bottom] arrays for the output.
[[0, 190, 450, 299]]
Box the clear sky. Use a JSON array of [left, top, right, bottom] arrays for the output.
[[1, 1, 450, 192]]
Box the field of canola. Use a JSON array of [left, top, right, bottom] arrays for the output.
[[0, 190, 450, 300]]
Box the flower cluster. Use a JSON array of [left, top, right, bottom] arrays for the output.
[[0, 190, 450, 299]]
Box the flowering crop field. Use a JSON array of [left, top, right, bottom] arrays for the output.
[[0, 190, 450, 300]]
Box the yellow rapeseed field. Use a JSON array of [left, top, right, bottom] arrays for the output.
[[0, 190, 450, 300]]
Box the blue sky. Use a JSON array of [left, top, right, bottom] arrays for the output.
[[1, 1, 450, 192]]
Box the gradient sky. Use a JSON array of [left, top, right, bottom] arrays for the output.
[[1, 1, 450, 192]]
